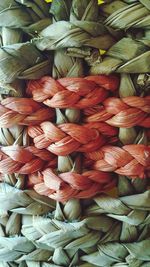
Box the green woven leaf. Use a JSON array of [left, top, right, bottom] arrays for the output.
[[119, 74, 136, 97], [64, 231, 101, 251], [52, 248, 70, 266], [100, 1, 127, 16], [109, 210, 147, 226], [120, 190, 150, 210], [70, 0, 99, 22], [16, 0, 50, 19], [5, 213, 21, 236], [107, 38, 148, 60], [124, 240, 150, 261], [17, 249, 52, 262], [50, 0, 73, 21], [0, 80, 25, 97], [34, 20, 114, 51], [0, 183, 55, 215], [94, 194, 130, 215], [90, 37, 150, 74], [1, 27, 22, 46], [0, 42, 53, 82], [37, 229, 84, 249], [0, 236, 35, 262], [63, 199, 82, 221], [140, 0, 150, 10], [81, 243, 127, 266], [120, 222, 138, 242], [22, 18, 52, 36], [53, 49, 84, 78], [105, 2, 150, 30], [100, 222, 121, 243], [86, 191, 150, 227], [118, 51, 150, 72], [0, 0, 32, 28]]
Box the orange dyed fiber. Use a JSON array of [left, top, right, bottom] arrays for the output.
[[28, 122, 118, 156], [85, 96, 150, 128], [85, 144, 150, 179], [25, 75, 150, 202], [27, 143, 150, 202], [0, 97, 55, 127], [28, 169, 116, 203], [27, 75, 119, 109], [0, 146, 56, 174], [25, 74, 120, 202]]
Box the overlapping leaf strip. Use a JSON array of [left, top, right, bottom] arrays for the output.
[[0, 1, 149, 266]]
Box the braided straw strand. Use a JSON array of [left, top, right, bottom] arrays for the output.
[[29, 168, 116, 202], [0, 97, 55, 128], [85, 95, 150, 128], [27, 74, 119, 109], [0, 145, 56, 175], [86, 144, 150, 179], [28, 121, 118, 156]]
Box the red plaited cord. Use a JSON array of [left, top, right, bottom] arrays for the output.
[[27, 75, 119, 109], [1, 74, 149, 202], [84, 96, 150, 128], [0, 146, 56, 174], [26, 143, 150, 202], [0, 98, 55, 127]]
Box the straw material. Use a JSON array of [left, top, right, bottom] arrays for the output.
[[34, 0, 115, 51], [28, 121, 117, 155], [85, 95, 150, 128], [0, 145, 56, 174], [1, 185, 150, 265], [90, 37, 150, 74], [0, 43, 53, 83], [0, 0, 149, 266], [0, 97, 55, 128], [27, 75, 119, 108], [105, 1, 150, 30]]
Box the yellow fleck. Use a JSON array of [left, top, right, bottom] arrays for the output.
[[45, 0, 52, 2], [99, 49, 106, 55], [98, 0, 105, 5]]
